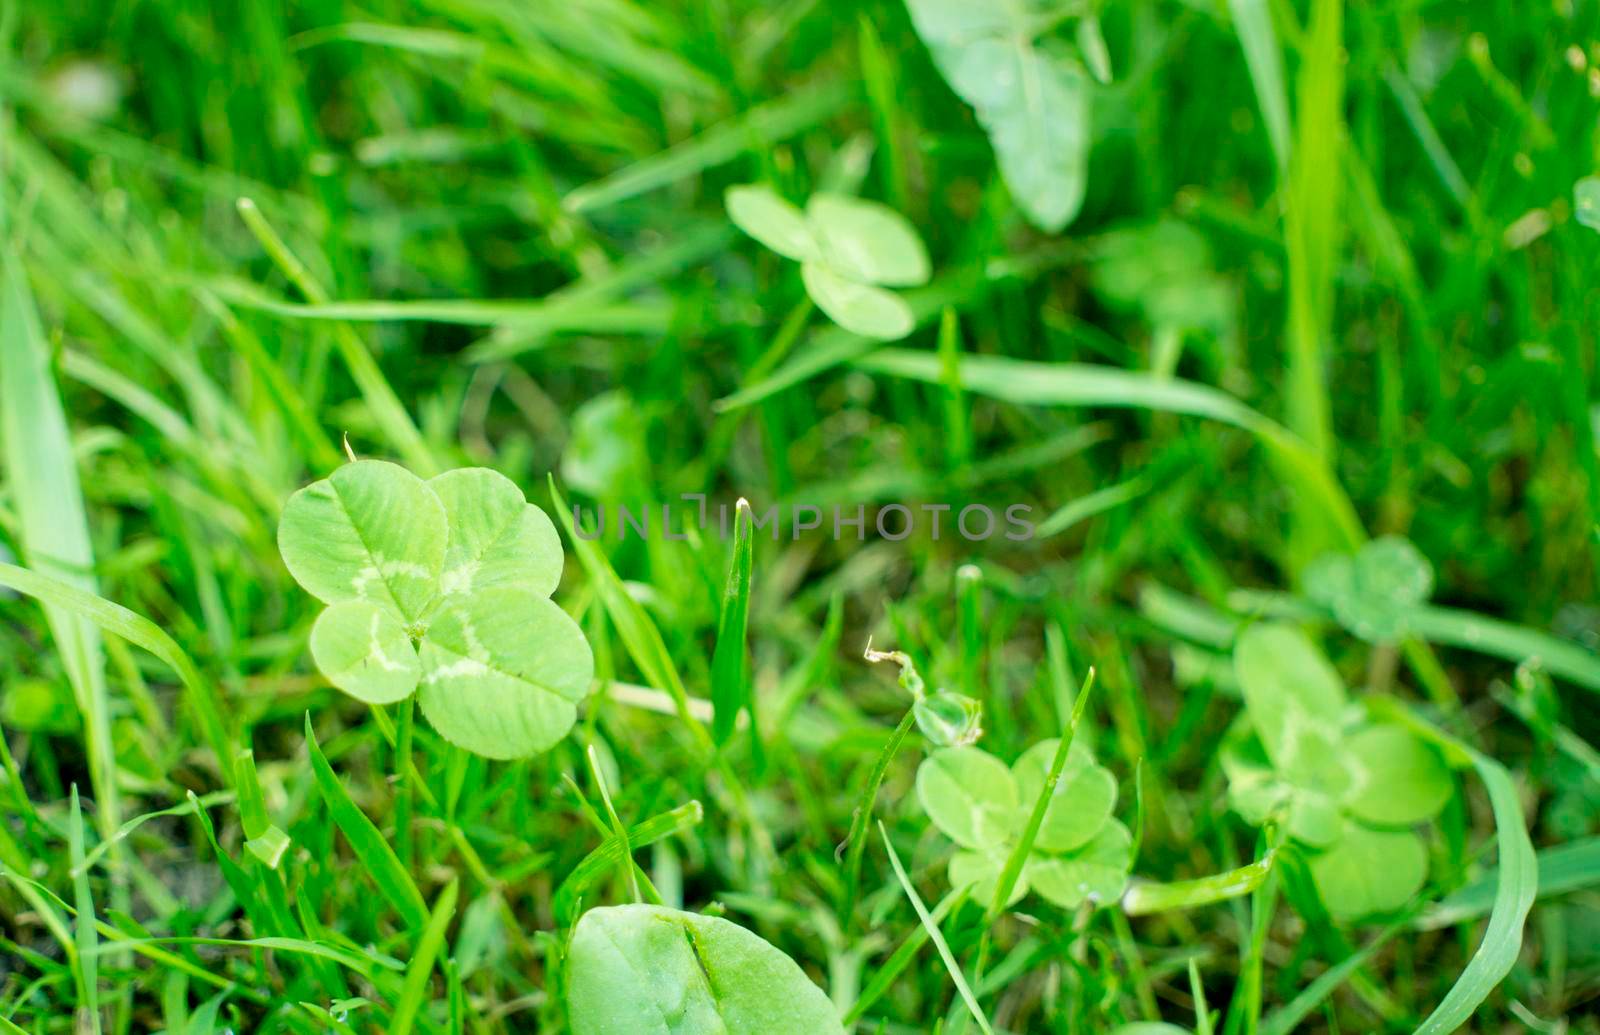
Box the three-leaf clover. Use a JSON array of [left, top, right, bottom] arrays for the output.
[[278, 460, 594, 759], [1304, 536, 1434, 643], [565, 904, 845, 1035], [1224, 624, 1453, 921], [916, 740, 1132, 909], [725, 185, 930, 340]]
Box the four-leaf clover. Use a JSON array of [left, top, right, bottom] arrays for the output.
[[725, 185, 930, 340], [916, 739, 1132, 909], [1224, 623, 1452, 920], [278, 460, 594, 759]]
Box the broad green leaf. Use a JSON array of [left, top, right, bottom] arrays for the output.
[[904, 1, 1089, 232], [1343, 724, 1452, 827], [726, 184, 818, 262], [806, 193, 930, 287], [1233, 623, 1349, 774], [948, 849, 1026, 907], [428, 468, 561, 598], [278, 460, 447, 624], [916, 747, 1020, 850], [566, 904, 845, 1035], [417, 587, 593, 759], [1025, 818, 1133, 909], [1576, 176, 1600, 232], [308, 600, 421, 705], [800, 262, 914, 340], [1012, 738, 1116, 853], [1308, 825, 1426, 921]]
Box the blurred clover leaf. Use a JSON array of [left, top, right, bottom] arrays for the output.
[[1576, 176, 1600, 232], [565, 904, 845, 1035], [916, 740, 1131, 910], [278, 460, 593, 759], [725, 185, 930, 340], [903, 0, 1092, 233], [1304, 535, 1434, 643], [1225, 623, 1453, 921]]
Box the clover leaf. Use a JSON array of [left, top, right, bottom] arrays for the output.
[[1227, 623, 1453, 921], [1304, 536, 1434, 643], [565, 904, 845, 1035], [726, 185, 930, 340], [916, 740, 1131, 910], [279, 460, 593, 759]]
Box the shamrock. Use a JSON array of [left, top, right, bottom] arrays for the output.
[[916, 739, 1132, 909], [278, 460, 594, 759], [1304, 536, 1434, 643], [725, 184, 930, 340], [1224, 623, 1453, 920]]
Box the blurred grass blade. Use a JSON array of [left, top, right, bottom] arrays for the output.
[[1420, 836, 1600, 930], [69, 786, 101, 1035], [0, 562, 233, 780], [710, 498, 754, 746], [855, 349, 1364, 549], [1037, 476, 1150, 539], [550, 479, 710, 750], [840, 707, 918, 921], [235, 198, 438, 475], [0, 251, 118, 843], [1259, 918, 1407, 1035], [563, 84, 849, 213], [1228, 0, 1290, 175], [1407, 605, 1600, 693], [304, 715, 429, 932], [389, 877, 458, 1035]]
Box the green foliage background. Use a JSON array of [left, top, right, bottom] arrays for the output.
[[1, 0, 1598, 1031]]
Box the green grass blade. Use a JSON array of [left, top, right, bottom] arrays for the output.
[[710, 498, 754, 746], [989, 669, 1097, 919], [68, 786, 101, 1035], [303, 715, 429, 932], [1404, 728, 1537, 1034], [0, 250, 118, 844], [879, 822, 993, 1035], [1407, 605, 1600, 693], [563, 84, 849, 213], [854, 349, 1364, 549], [1419, 836, 1600, 930], [839, 707, 918, 923], [1036, 476, 1150, 539], [550, 479, 710, 750], [0, 562, 233, 781], [235, 198, 438, 475], [389, 877, 458, 1035], [1227, 0, 1290, 175], [553, 800, 704, 924]]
